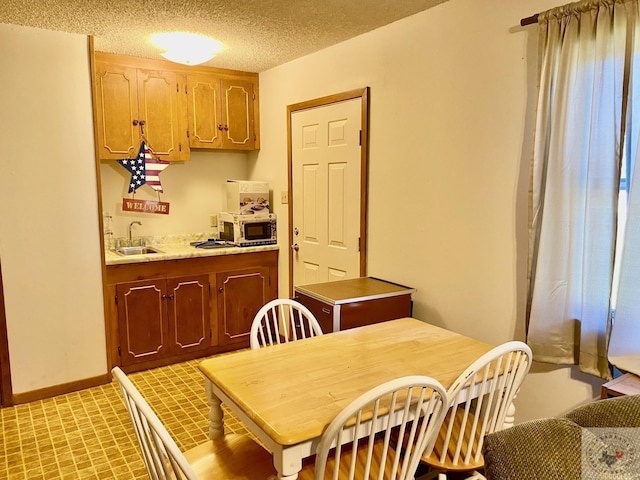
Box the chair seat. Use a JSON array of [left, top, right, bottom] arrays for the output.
[[182, 433, 276, 479], [297, 438, 398, 480], [422, 409, 484, 472]]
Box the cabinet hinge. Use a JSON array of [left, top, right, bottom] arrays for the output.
[[176, 83, 179, 92], [359, 130, 362, 146], [179, 143, 182, 152], [358, 237, 361, 252], [115, 294, 118, 305], [187, 129, 190, 139], [185, 85, 188, 94], [117, 345, 121, 357], [253, 92, 256, 100]]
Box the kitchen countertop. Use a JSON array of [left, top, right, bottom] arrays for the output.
[[104, 233, 279, 266]]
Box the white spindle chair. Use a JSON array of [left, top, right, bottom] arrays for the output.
[[297, 375, 449, 480], [112, 367, 276, 480], [420, 341, 533, 480], [250, 298, 323, 349]]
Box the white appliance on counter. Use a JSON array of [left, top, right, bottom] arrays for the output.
[[218, 212, 277, 247], [226, 180, 270, 216]]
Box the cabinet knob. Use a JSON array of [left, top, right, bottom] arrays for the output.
[[292, 244, 299, 252], [218, 124, 223, 131], [218, 287, 223, 293], [224, 125, 229, 131], [132, 119, 139, 126]]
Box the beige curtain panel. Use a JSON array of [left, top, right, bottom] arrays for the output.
[[528, 0, 639, 379]]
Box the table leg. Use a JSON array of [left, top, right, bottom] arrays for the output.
[[502, 399, 516, 430], [273, 445, 303, 480], [204, 378, 224, 439]]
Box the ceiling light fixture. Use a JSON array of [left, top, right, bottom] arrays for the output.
[[150, 32, 223, 66]]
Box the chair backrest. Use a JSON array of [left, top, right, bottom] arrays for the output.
[[112, 367, 198, 480], [436, 340, 532, 469], [250, 298, 323, 349], [314, 376, 448, 480]]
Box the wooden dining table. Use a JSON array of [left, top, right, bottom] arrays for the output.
[[198, 317, 494, 480]]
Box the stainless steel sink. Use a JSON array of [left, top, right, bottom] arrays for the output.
[[112, 246, 163, 256]]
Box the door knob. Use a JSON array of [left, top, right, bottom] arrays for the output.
[[292, 244, 299, 252], [294, 227, 299, 236]]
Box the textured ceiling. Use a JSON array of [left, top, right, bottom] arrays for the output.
[[0, 0, 449, 72]]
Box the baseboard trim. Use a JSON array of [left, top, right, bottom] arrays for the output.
[[12, 373, 110, 405]]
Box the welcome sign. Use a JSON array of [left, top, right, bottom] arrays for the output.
[[122, 198, 170, 215]]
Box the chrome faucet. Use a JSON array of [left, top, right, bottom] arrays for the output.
[[128, 221, 142, 246]]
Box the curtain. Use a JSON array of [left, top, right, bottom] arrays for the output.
[[528, 1, 633, 379], [609, 8, 640, 376]]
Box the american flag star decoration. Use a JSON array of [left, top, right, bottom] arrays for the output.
[[117, 141, 170, 193], [142, 144, 170, 193]]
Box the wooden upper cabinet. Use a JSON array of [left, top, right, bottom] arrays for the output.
[[187, 74, 258, 151], [222, 78, 256, 150], [136, 69, 188, 161], [93, 53, 189, 161], [94, 63, 139, 159], [186, 74, 221, 148], [93, 52, 260, 159]]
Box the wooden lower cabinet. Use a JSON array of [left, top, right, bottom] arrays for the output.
[[216, 267, 270, 347], [106, 250, 278, 372], [116, 275, 210, 366]]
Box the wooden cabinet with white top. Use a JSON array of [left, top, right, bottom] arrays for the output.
[[294, 277, 415, 333]]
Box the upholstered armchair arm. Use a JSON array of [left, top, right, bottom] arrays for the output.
[[563, 394, 640, 428], [483, 417, 592, 480]]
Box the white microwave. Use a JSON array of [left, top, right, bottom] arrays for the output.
[[218, 212, 277, 247]]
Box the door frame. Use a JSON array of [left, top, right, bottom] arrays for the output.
[[0, 260, 13, 406], [286, 87, 370, 295]]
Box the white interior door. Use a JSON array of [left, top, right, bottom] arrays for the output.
[[291, 98, 362, 286]]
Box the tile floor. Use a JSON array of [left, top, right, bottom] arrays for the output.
[[0, 359, 250, 479]]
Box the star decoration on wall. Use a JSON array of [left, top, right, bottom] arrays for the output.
[[117, 142, 170, 193]]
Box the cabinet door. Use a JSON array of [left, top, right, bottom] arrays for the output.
[[186, 74, 222, 148], [94, 62, 139, 159], [216, 267, 270, 347], [137, 69, 189, 161], [221, 78, 255, 150], [167, 275, 211, 355], [116, 279, 168, 366]]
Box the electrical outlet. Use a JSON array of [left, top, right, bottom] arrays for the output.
[[281, 191, 289, 204], [209, 214, 218, 227]]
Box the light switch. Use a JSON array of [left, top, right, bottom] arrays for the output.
[[281, 191, 289, 204]]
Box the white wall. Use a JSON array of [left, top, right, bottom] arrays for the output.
[[100, 151, 248, 240], [254, 0, 602, 422], [0, 24, 106, 393]]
